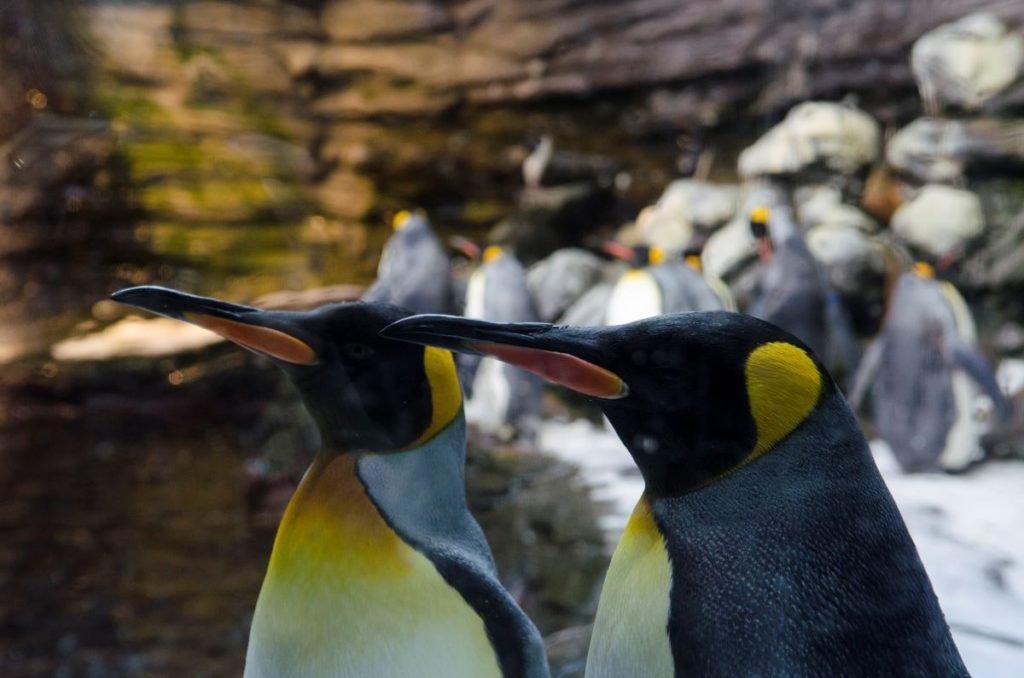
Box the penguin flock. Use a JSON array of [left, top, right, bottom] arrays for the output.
[[109, 139, 1011, 677], [113, 281, 972, 676]]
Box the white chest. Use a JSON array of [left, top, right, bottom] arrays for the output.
[[606, 270, 662, 325], [244, 454, 501, 678], [586, 497, 674, 678]]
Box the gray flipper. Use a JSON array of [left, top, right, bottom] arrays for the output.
[[558, 282, 614, 326], [848, 335, 885, 412], [358, 417, 550, 678], [825, 289, 860, 384], [949, 341, 1013, 420]]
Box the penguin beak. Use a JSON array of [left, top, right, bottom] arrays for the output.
[[111, 285, 318, 365], [602, 241, 635, 262], [381, 315, 628, 399]]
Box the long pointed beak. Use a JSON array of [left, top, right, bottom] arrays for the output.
[[111, 285, 318, 365], [381, 315, 627, 399]]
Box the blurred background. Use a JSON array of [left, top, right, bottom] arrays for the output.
[[1, 0, 1023, 675]]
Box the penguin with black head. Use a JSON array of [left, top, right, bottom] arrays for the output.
[[112, 286, 548, 678], [383, 311, 968, 677], [850, 256, 1012, 471]]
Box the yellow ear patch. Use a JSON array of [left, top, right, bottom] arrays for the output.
[[750, 205, 770, 224], [649, 247, 665, 265], [413, 346, 463, 446], [392, 210, 411, 230], [482, 245, 503, 263], [912, 261, 935, 279], [745, 342, 822, 459], [685, 254, 703, 272]]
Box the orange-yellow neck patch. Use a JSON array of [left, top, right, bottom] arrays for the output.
[[392, 210, 412, 231], [912, 261, 935, 279], [744, 342, 822, 460], [482, 245, 503, 264], [412, 347, 463, 446], [268, 454, 413, 583]]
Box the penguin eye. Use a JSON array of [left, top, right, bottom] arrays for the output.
[[343, 343, 374, 360]]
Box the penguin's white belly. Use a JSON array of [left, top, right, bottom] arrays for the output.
[[586, 497, 674, 678], [605, 271, 662, 325], [939, 371, 983, 470], [465, 270, 487, 319], [938, 280, 986, 470], [245, 454, 501, 678], [466, 357, 511, 433]]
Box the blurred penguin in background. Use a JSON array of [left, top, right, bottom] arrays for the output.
[[362, 210, 453, 314], [682, 242, 737, 311], [522, 134, 554, 191], [602, 242, 724, 325], [526, 247, 608, 322], [850, 260, 1012, 472], [747, 204, 858, 379], [453, 240, 545, 442]]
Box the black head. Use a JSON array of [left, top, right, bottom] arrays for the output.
[[382, 312, 832, 496], [748, 206, 770, 239], [112, 286, 461, 453]]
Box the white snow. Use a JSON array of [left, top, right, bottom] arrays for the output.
[[538, 419, 1024, 675]]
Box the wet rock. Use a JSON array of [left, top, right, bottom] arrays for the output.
[[313, 78, 458, 119], [322, 0, 452, 43], [544, 624, 591, 678], [465, 443, 606, 634], [911, 13, 1024, 114], [738, 101, 880, 178], [891, 184, 985, 258], [960, 185, 1024, 290], [87, 4, 177, 84], [637, 179, 739, 251], [994, 323, 1024, 355], [886, 117, 1024, 183], [181, 1, 319, 39], [796, 184, 878, 233], [987, 359, 1024, 460], [314, 169, 376, 220]]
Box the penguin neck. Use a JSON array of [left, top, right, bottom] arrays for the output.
[[246, 410, 515, 677], [644, 392, 964, 673]]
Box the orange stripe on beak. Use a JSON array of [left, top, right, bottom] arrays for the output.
[[186, 313, 317, 365], [474, 342, 627, 399]]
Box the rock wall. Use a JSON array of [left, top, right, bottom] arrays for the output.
[[8, 0, 1022, 236]]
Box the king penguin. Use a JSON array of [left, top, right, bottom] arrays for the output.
[[460, 245, 545, 440], [111, 286, 548, 678], [603, 243, 723, 325], [382, 311, 968, 676], [362, 210, 454, 314], [849, 262, 1012, 471], [747, 204, 830, 359], [748, 205, 859, 381]]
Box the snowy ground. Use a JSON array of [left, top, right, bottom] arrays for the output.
[[537, 420, 1024, 677]]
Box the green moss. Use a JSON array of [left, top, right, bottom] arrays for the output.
[[94, 84, 168, 127]]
